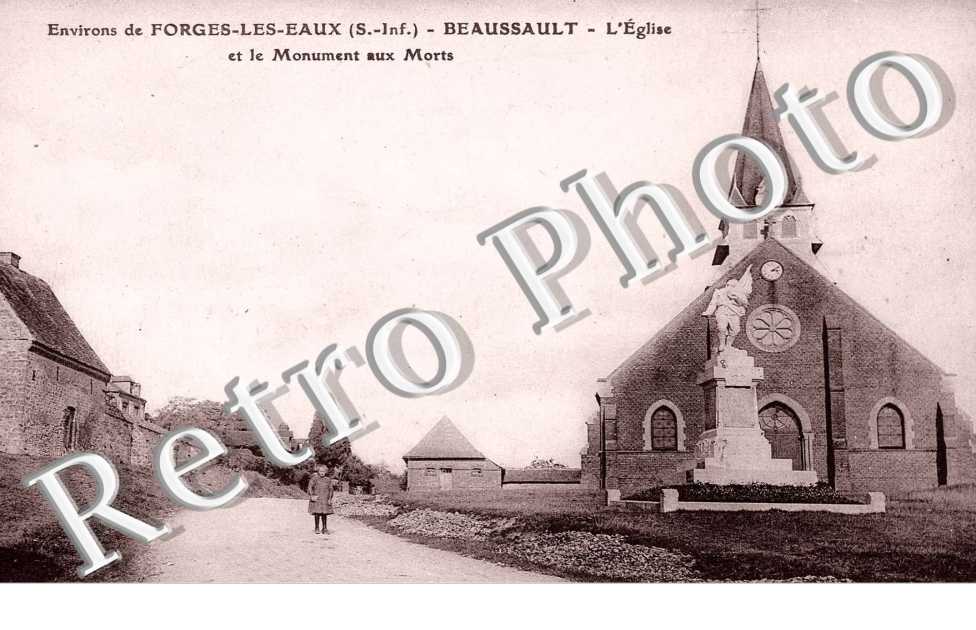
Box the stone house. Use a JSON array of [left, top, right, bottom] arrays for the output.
[[582, 61, 976, 497], [105, 375, 147, 422], [404, 417, 502, 491], [0, 251, 164, 466]]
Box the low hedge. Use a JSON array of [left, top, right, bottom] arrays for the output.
[[622, 482, 863, 505]]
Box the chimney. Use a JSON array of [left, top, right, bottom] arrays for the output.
[[0, 252, 21, 269]]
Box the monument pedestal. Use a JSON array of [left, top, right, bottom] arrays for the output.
[[683, 347, 817, 486]]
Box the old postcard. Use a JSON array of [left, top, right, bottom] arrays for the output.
[[1, 0, 974, 625]]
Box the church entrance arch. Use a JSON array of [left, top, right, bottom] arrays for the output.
[[758, 398, 811, 471]]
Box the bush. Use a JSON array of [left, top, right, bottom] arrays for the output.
[[623, 482, 863, 504], [224, 448, 266, 472]]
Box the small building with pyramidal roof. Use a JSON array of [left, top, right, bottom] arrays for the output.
[[403, 416, 502, 491]]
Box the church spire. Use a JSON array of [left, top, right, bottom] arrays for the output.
[[730, 61, 810, 207], [712, 50, 822, 267]]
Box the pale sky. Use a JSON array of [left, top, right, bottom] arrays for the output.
[[2, 0, 974, 471]]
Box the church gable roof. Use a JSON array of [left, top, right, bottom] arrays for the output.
[[766, 239, 949, 376], [404, 416, 487, 460], [0, 263, 111, 377], [607, 238, 947, 382], [607, 278, 713, 383], [731, 61, 810, 207]]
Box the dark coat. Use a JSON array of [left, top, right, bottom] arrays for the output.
[[308, 474, 337, 515]]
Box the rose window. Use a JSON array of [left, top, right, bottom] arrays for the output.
[[746, 304, 801, 353]]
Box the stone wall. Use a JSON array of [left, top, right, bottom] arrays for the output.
[[22, 349, 108, 460], [0, 291, 32, 454], [500, 482, 583, 492], [0, 342, 165, 469], [88, 405, 132, 464], [0, 338, 30, 454], [130, 420, 166, 468]]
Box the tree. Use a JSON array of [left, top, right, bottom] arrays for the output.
[[153, 397, 230, 432], [307, 413, 376, 490], [153, 396, 308, 488]]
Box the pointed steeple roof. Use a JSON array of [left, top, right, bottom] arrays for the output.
[[730, 61, 810, 206], [403, 416, 486, 460]]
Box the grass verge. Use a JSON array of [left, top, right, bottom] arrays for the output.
[[352, 487, 976, 582]]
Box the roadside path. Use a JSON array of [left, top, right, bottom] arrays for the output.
[[136, 497, 560, 583]]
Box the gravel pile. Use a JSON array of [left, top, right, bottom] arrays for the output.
[[331, 493, 400, 517], [387, 507, 697, 581], [388, 509, 515, 539], [506, 531, 699, 582]]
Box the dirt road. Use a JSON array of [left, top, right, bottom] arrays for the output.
[[135, 497, 560, 583]]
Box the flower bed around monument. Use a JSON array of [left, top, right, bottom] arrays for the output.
[[623, 482, 864, 505]]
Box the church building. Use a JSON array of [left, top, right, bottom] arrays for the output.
[[581, 62, 976, 496]]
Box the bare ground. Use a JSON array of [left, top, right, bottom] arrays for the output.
[[132, 497, 560, 583]]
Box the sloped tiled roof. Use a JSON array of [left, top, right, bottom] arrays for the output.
[[0, 262, 110, 376], [403, 417, 486, 460]]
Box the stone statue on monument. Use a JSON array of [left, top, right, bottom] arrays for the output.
[[686, 264, 817, 486], [702, 265, 753, 353]]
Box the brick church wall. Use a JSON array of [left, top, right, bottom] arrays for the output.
[[608, 451, 689, 496], [580, 453, 600, 488], [948, 446, 976, 487], [846, 451, 936, 493]]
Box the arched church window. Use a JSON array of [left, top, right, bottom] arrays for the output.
[[649, 407, 678, 451], [877, 404, 906, 449], [781, 215, 797, 238]]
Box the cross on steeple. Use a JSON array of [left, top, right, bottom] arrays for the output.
[[751, 0, 770, 61]]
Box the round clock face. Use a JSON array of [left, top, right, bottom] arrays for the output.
[[761, 260, 784, 281]]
